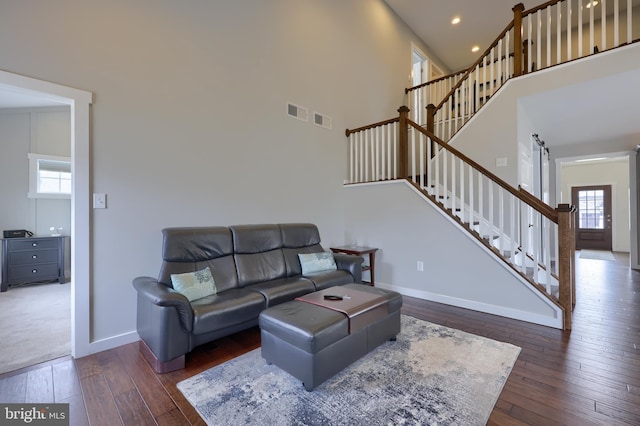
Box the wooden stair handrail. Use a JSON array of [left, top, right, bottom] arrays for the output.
[[345, 117, 399, 137], [407, 118, 559, 223], [405, 69, 467, 94], [522, 0, 563, 17]]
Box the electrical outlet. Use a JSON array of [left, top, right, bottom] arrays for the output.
[[417, 261, 424, 272]]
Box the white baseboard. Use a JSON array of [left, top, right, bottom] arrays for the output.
[[375, 282, 563, 329]]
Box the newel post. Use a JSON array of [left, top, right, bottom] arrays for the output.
[[513, 3, 525, 77], [398, 105, 410, 179], [556, 203, 576, 330]]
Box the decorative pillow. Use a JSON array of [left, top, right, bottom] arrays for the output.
[[170, 267, 217, 301], [298, 252, 337, 275]]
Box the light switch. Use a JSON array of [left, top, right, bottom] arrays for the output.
[[496, 157, 508, 167], [93, 193, 107, 209]]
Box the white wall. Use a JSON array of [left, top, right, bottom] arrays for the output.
[[344, 180, 562, 328], [0, 1, 431, 348], [450, 43, 640, 189], [560, 158, 630, 252], [0, 107, 71, 237]]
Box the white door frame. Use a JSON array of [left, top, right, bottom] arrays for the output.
[[0, 69, 92, 357]]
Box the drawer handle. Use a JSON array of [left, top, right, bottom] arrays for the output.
[[32, 242, 38, 247], [32, 255, 37, 259], [32, 269, 38, 274]]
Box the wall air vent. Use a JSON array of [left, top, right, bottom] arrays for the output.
[[287, 102, 308, 122], [314, 112, 332, 130]]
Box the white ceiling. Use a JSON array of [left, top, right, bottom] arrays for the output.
[[385, 0, 640, 152], [0, 83, 67, 109], [384, 0, 529, 72], [519, 67, 640, 147]]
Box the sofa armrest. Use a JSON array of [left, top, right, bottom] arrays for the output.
[[133, 276, 193, 333], [333, 253, 364, 283]]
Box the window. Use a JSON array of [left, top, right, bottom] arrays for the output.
[[577, 189, 604, 229], [28, 153, 71, 199]]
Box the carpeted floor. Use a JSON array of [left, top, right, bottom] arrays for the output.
[[579, 249, 616, 261], [0, 282, 70, 375], [178, 315, 521, 425]]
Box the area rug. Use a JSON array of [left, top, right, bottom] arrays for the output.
[[177, 315, 520, 425], [579, 249, 616, 261], [0, 282, 70, 374]]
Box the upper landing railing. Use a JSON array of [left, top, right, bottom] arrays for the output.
[[407, 0, 639, 141]]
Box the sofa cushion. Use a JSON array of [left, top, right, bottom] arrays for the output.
[[280, 223, 325, 276], [159, 227, 239, 292], [246, 277, 316, 307], [170, 267, 217, 301], [304, 269, 354, 291], [231, 224, 287, 286], [298, 252, 337, 274], [191, 288, 266, 335]]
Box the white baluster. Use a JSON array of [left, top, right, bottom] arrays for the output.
[[557, 3, 562, 64], [536, 10, 542, 69], [589, 0, 595, 54], [412, 128, 417, 182], [427, 136, 432, 192], [546, 6, 552, 68], [510, 195, 517, 264], [614, 0, 620, 47], [393, 122, 398, 179], [578, 0, 583, 57], [459, 157, 465, 221], [451, 150, 457, 214], [627, 0, 632, 44], [435, 142, 440, 201], [419, 133, 425, 189], [488, 180, 494, 245], [499, 189, 504, 254], [602, 0, 606, 51], [469, 165, 474, 227], [567, 0, 572, 60]]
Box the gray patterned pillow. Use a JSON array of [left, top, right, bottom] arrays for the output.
[[298, 252, 337, 275], [170, 267, 217, 301]]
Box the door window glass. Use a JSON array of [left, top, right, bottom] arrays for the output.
[[578, 189, 604, 229]]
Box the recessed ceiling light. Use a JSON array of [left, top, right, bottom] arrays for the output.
[[585, 1, 598, 8], [471, 46, 480, 52], [451, 16, 461, 25]]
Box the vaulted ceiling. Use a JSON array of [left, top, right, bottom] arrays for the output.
[[384, 0, 525, 72]]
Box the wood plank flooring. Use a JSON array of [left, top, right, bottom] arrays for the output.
[[1, 252, 639, 425]]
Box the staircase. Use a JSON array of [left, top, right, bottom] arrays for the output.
[[344, 0, 639, 330]]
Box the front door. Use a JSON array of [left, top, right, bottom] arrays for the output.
[[571, 185, 612, 250]]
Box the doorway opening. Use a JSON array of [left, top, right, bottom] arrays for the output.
[[572, 185, 613, 250], [0, 69, 92, 359]]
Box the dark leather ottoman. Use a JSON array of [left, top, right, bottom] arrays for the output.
[[259, 283, 402, 391]]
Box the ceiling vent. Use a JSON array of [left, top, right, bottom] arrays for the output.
[[314, 112, 332, 130], [287, 102, 308, 122]]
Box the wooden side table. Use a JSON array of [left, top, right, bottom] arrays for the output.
[[330, 245, 379, 286]]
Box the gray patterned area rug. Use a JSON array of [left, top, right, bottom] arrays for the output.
[[177, 315, 520, 426]]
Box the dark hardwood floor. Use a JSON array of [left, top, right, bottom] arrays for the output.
[[1, 252, 639, 425]]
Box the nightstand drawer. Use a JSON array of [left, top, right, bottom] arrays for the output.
[[7, 238, 59, 251], [7, 263, 59, 281], [9, 249, 58, 266]]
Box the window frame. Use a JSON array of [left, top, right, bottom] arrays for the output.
[[27, 153, 72, 199]]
